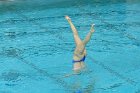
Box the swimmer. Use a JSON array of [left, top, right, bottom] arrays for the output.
[[65, 15, 95, 73]]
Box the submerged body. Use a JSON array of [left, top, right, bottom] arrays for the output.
[[65, 15, 95, 72]]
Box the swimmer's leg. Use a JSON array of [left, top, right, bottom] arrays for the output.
[[83, 24, 95, 45], [65, 16, 82, 45]]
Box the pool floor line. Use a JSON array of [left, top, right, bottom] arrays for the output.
[[15, 56, 76, 92], [88, 56, 137, 86]]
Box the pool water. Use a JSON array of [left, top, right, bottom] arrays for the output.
[[0, 0, 140, 93]]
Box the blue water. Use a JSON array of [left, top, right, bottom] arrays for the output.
[[0, 0, 140, 93]]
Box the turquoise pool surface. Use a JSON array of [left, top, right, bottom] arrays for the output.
[[0, 0, 140, 93]]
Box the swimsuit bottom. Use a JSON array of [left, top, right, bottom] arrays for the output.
[[72, 55, 86, 63]]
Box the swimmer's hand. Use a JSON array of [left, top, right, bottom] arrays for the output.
[[65, 15, 71, 21], [90, 24, 95, 33]]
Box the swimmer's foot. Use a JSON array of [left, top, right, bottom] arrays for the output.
[[90, 24, 95, 33], [65, 15, 71, 21]]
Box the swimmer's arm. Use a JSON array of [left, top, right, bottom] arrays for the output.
[[63, 73, 75, 77], [83, 24, 95, 45], [65, 16, 78, 35], [63, 72, 79, 78]]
